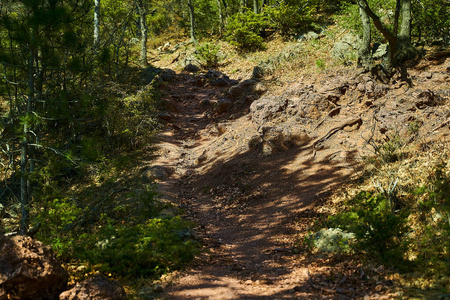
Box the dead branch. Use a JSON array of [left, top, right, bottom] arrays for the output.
[[312, 118, 363, 158]]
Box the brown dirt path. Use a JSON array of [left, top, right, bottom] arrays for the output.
[[150, 70, 398, 299]]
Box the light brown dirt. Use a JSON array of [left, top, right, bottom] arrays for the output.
[[148, 53, 450, 299]]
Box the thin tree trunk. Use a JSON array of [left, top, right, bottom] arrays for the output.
[[399, 0, 411, 43], [358, 0, 396, 69], [253, 0, 258, 13], [188, 0, 196, 43], [94, 0, 100, 49], [216, 0, 224, 31], [137, 0, 148, 67], [357, 1, 372, 71], [20, 30, 36, 235]]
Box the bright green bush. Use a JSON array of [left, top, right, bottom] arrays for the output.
[[36, 186, 200, 278], [265, 1, 315, 37], [225, 11, 269, 50], [328, 191, 410, 264], [80, 216, 199, 277], [195, 43, 222, 67]]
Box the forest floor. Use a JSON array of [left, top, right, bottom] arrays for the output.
[[139, 36, 450, 299]]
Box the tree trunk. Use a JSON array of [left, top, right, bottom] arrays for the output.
[[253, 0, 258, 14], [94, 0, 100, 49], [358, 0, 397, 69], [216, 0, 224, 31], [357, 1, 372, 71], [137, 0, 148, 67], [188, 0, 196, 43], [20, 29, 37, 235]]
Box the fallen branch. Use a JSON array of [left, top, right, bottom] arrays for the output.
[[432, 118, 450, 132], [312, 118, 362, 158]]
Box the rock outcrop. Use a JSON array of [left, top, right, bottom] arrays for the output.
[[0, 235, 69, 300]]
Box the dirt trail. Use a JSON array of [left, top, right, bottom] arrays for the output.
[[150, 55, 450, 299], [150, 71, 359, 299]]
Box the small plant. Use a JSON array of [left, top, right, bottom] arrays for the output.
[[328, 191, 410, 265], [408, 121, 421, 135], [315, 59, 325, 69], [194, 43, 222, 67]]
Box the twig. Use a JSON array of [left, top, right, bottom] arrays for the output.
[[432, 118, 450, 132]]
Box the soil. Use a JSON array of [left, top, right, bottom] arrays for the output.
[[147, 50, 450, 299]]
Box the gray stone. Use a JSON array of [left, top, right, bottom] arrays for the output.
[[332, 33, 360, 61], [373, 43, 388, 60], [313, 228, 355, 252], [301, 31, 320, 41], [250, 97, 289, 125]]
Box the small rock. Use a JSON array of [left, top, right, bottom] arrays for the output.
[[142, 166, 174, 181], [215, 98, 232, 114], [59, 273, 126, 300]]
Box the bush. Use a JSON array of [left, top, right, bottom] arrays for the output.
[[80, 216, 199, 277], [328, 191, 410, 264], [413, 161, 450, 273], [194, 43, 222, 67], [225, 11, 269, 50], [265, 1, 316, 37], [36, 187, 200, 278]]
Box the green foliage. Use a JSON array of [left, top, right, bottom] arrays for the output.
[[413, 161, 450, 273], [315, 59, 325, 69], [328, 191, 410, 265], [36, 199, 84, 258], [80, 216, 199, 277], [337, 0, 449, 45], [372, 133, 404, 164], [36, 188, 200, 278], [225, 11, 269, 50], [265, 1, 316, 37], [194, 43, 222, 67], [411, 0, 450, 44]]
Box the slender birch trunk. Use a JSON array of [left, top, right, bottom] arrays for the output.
[[94, 0, 100, 49], [137, 0, 149, 67]]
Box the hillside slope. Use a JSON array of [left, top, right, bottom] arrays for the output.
[[145, 40, 450, 299]]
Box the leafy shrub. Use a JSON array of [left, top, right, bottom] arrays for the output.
[[413, 161, 450, 273], [265, 1, 316, 37], [36, 199, 84, 259], [411, 0, 450, 44], [328, 191, 410, 264], [36, 186, 200, 278], [80, 216, 199, 277], [194, 43, 222, 67], [225, 11, 269, 50]]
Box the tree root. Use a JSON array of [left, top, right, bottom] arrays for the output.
[[312, 118, 362, 158]]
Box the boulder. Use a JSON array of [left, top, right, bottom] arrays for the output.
[[0, 235, 69, 300], [59, 273, 127, 300], [250, 97, 289, 125], [332, 33, 360, 61], [372, 43, 388, 60]]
